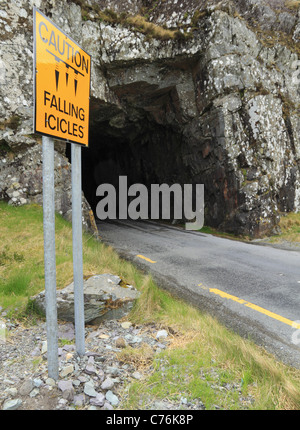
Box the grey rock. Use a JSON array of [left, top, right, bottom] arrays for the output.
[[45, 378, 56, 387], [105, 366, 119, 376], [31, 274, 140, 324], [89, 392, 105, 407], [5, 387, 18, 397], [83, 381, 98, 397], [41, 341, 47, 354], [84, 363, 97, 375], [19, 379, 34, 396], [33, 378, 43, 388], [73, 394, 85, 407], [57, 380, 75, 401], [2, 398, 22, 410], [58, 324, 75, 341], [30, 346, 41, 357], [132, 371, 142, 380], [60, 364, 74, 378], [102, 401, 114, 410], [101, 377, 114, 390], [277, 12, 296, 33], [29, 388, 39, 398], [156, 343, 166, 349], [105, 390, 119, 406], [156, 330, 168, 339]]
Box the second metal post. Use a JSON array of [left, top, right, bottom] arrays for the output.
[[71, 143, 85, 356]]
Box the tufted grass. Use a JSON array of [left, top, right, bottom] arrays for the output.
[[285, 0, 300, 10], [268, 212, 300, 243]]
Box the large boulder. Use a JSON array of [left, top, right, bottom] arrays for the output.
[[31, 273, 140, 324]]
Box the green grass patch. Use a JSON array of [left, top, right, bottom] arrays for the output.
[[199, 225, 248, 241], [0, 202, 143, 317], [267, 212, 300, 244]]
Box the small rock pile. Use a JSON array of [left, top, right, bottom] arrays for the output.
[[0, 316, 172, 410]]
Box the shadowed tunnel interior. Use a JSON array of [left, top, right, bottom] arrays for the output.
[[79, 113, 190, 221], [65, 58, 243, 233]]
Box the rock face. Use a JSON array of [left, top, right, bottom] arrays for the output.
[[31, 273, 140, 323], [0, 0, 299, 237], [0, 143, 93, 229]]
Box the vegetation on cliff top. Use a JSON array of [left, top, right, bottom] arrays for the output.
[[69, 0, 300, 53]]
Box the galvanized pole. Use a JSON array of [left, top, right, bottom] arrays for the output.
[[42, 136, 59, 380], [71, 143, 85, 356]]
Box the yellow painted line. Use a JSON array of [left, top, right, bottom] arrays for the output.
[[199, 285, 300, 330], [136, 254, 157, 264]]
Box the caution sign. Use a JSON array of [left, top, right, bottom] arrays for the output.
[[33, 8, 91, 147]]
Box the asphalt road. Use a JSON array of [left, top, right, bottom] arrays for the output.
[[97, 219, 300, 369]]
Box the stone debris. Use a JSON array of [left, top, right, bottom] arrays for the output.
[[0, 312, 256, 410], [0, 316, 174, 410]]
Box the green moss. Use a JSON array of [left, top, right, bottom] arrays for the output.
[[0, 139, 11, 156]]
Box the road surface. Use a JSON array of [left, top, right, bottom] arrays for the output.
[[97, 219, 300, 369]]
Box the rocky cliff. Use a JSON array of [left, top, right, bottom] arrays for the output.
[[0, 0, 299, 237]]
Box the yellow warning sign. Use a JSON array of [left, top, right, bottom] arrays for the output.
[[33, 8, 91, 147]]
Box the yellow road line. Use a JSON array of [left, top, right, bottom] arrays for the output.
[[136, 254, 157, 264], [198, 284, 300, 330]]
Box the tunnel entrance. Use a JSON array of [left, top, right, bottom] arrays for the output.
[[80, 112, 190, 223], [65, 58, 242, 234]]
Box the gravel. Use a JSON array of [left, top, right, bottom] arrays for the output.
[[0, 315, 255, 410]]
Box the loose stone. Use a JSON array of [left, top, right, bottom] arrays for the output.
[[83, 381, 98, 397], [3, 398, 22, 410], [105, 390, 119, 407], [101, 377, 114, 390]]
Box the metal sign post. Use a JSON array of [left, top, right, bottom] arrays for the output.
[[33, 7, 91, 374], [71, 142, 85, 356], [42, 136, 59, 380]]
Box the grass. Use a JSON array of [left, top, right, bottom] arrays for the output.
[[267, 212, 300, 243], [199, 225, 247, 241], [0, 202, 299, 409], [0, 202, 144, 315], [285, 0, 300, 10], [124, 15, 177, 40], [72, 1, 191, 41]]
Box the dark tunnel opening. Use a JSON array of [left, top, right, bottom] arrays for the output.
[[64, 57, 241, 234], [62, 55, 219, 229], [78, 119, 192, 224], [64, 100, 229, 231]]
